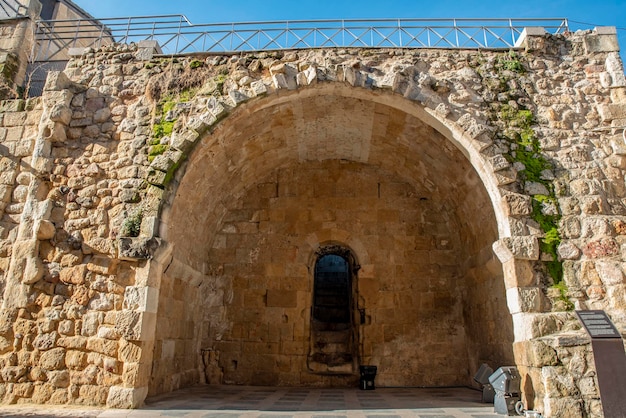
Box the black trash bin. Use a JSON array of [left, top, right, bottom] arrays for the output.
[[359, 365, 377, 390]]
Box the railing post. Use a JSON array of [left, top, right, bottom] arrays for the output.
[[230, 22, 234, 51], [398, 19, 402, 47], [125, 16, 132, 44], [342, 19, 345, 47], [454, 18, 459, 47]]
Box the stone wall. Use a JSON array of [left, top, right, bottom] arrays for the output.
[[0, 26, 623, 417]]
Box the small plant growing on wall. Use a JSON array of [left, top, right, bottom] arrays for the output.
[[120, 210, 143, 237]]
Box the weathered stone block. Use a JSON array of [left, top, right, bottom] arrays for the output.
[[117, 237, 161, 260], [57, 336, 87, 350], [584, 27, 620, 53], [59, 264, 87, 285], [87, 255, 118, 275], [507, 287, 543, 313], [106, 385, 148, 408], [501, 192, 532, 217], [44, 71, 73, 92], [266, 290, 297, 308], [123, 286, 159, 313], [39, 348, 65, 371], [86, 337, 118, 357], [493, 237, 540, 262], [114, 311, 156, 342]]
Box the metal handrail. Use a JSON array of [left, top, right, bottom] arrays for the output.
[[0, 0, 28, 19], [31, 16, 570, 61]]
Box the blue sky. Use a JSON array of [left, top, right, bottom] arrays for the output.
[[73, 0, 625, 63]]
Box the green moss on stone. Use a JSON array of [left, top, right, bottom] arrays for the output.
[[148, 144, 168, 162], [488, 52, 570, 308]]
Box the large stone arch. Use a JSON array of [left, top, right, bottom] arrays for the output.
[[0, 27, 624, 417], [148, 82, 516, 394]]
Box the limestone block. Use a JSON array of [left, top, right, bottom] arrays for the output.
[[512, 313, 563, 341], [206, 96, 227, 119], [35, 219, 56, 240], [115, 310, 157, 342], [59, 264, 87, 285], [56, 336, 87, 350], [97, 326, 119, 340], [493, 236, 540, 262], [514, 27, 546, 48], [117, 237, 161, 260], [78, 384, 109, 406], [48, 103, 72, 125], [170, 130, 200, 154], [149, 153, 174, 173], [598, 103, 626, 122], [2, 112, 26, 127], [6, 239, 43, 285], [582, 238, 619, 258], [272, 73, 289, 89], [228, 89, 249, 105], [146, 168, 167, 186], [33, 331, 59, 351], [11, 383, 34, 398], [250, 80, 267, 96], [595, 260, 625, 286], [1, 365, 27, 383], [502, 259, 536, 288], [88, 292, 114, 311], [489, 154, 510, 171], [514, 339, 558, 368], [118, 340, 143, 363], [81, 312, 102, 337], [507, 287, 542, 313], [299, 66, 318, 86], [501, 192, 532, 217], [584, 27, 619, 53], [48, 370, 70, 388], [343, 66, 367, 87], [65, 350, 87, 370], [44, 72, 73, 92], [557, 241, 581, 260], [122, 286, 159, 313], [87, 255, 118, 275], [543, 395, 584, 418], [525, 182, 550, 196], [86, 337, 118, 357], [39, 348, 65, 371], [106, 385, 148, 408], [266, 290, 297, 308]]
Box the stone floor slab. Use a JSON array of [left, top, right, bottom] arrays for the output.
[[0, 386, 501, 418]]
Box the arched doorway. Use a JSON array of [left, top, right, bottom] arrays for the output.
[[309, 246, 360, 375], [151, 85, 514, 395]]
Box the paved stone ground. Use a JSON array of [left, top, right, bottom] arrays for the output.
[[0, 386, 502, 417]]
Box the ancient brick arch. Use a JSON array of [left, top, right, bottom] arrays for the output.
[[0, 27, 624, 417]]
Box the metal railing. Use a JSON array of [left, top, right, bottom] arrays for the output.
[[0, 0, 28, 19], [31, 16, 570, 61]]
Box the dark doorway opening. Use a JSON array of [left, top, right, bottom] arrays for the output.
[[308, 247, 358, 375], [313, 254, 351, 323]]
